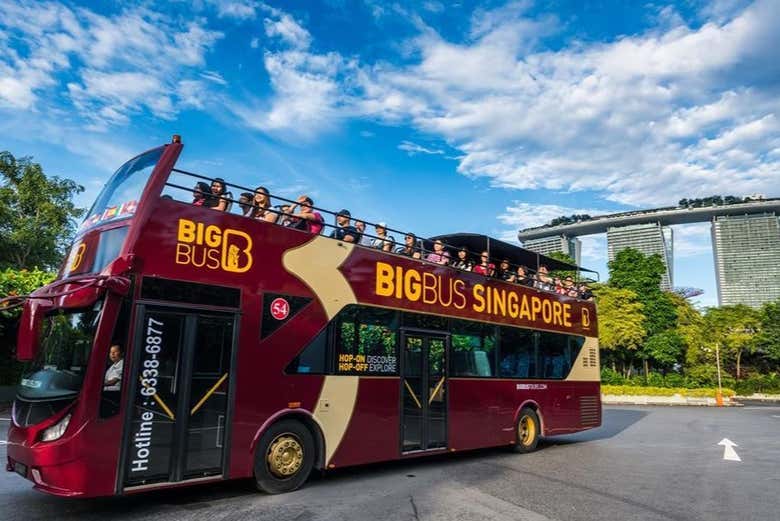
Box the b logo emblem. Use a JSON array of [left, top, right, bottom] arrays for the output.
[[175, 219, 253, 273], [270, 298, 290, 320], [69, 243, 86, 271], [581, 308, 591, 329]]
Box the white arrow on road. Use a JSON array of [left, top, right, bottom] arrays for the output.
[[718, 438, 741, 462]]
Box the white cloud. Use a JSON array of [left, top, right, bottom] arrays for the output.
[[208, 0, 261, 20], [398, 140, 444, 155], [264, 13, 311, 50], [200, 70, 228, 85], [0, 1, 222, 128], [497, 202, 610, 232], [246, 0, 780, 206], [670, 223, 713, 258]]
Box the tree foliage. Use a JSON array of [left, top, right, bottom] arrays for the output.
[[703, 305, 761, 379], [756, 300, 780, 363], [607, 248, 677, 372], [0, 268, 56, 383], [0, 151, 85, 270], [593, 285, 645, 376]]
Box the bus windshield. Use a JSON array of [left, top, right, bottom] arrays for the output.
[[17, 300, 103, 401], [80, 147, 164, 232]]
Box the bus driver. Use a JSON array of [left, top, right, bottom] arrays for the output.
[[104, 345, 124, 390]]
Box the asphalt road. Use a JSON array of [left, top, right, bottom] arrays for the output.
[[2, 405, 779, 521]]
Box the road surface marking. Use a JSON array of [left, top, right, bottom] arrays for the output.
[[718, 438, 741, 462]]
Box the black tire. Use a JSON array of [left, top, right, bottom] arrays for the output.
[[512, 407, 540, 453], [254, 419, 315, 494]]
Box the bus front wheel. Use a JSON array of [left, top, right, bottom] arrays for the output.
[[513, 407, 540, 453], [254, 419, 315, 494]]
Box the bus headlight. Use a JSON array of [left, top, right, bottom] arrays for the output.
[[40, 414, 71, 442]]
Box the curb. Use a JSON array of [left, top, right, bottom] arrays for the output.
[[602, 394, 739, 407]]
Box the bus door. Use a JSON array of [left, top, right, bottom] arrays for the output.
[[400, 331, 447, 452], [120, 306, 236, 489]]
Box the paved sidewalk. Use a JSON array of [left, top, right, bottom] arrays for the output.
[[602, 394, 738, 406]]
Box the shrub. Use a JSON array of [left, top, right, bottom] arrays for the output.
[[601, 385, 736, 398], [600, 367, 624, 385]]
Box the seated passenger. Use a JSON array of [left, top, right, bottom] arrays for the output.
[[473, 251, 495, 276], [563, 276, 579, 298], [285, 195, 324, 234], [354, 220, 372, 246], [330, 209, 359, 242], [251, 186, 277, 223], [370, 222, 396, 252], [238, 192, 254, 216], [207, 177, 232, 212], [578, 283, 594, 301], [534, 265, 554, 291], [451, 247, 473, 271], [192, 182, 210, 206], [516, 265, 533, 287], [425, 239, 450, 265], [495, 259, 515, 282], [396, 233, 422, 258]]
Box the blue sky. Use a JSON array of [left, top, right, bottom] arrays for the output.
[[1, 0, 779, 307]]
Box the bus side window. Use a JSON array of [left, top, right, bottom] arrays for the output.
[[334, 305, 399, 375], [100, 299, 131, 418], [451, 319, 496, 377], [286, 329, 328, 374], [498, 327, 535, 378]]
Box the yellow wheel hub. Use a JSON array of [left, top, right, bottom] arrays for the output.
[[267, 434, 304, 478], [519, 415, 536, 446]]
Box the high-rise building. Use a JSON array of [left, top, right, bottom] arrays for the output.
[[606, 222, 673, 291], [522, 235, 581, 266], [711, 213, 780, 308]]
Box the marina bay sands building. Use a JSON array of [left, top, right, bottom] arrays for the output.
[[517, 199, 780, 308], [712, 214, 780, 308], [606, 223, 674, 291]]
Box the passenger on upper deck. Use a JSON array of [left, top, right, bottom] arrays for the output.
[[496, 259, 515, 282], [473, 251, 495, 276], [396, 233, 421, 259], [238, 192, 253, 216], [563, 276, 579, 298], [354, 220, 372, 246], [286, 195, 324, 234], [192, 182, 210, 206], [370, 222, 396, 252], [251, 186, 277, 223], [534, 265, 553, 291], [426, 239, 450, 265], [330, 209, 359, 243], [451, 247, 473, 271], [515, 266, 533, 287], [207, 178, 232, 212], [578, 283, 594, 301]]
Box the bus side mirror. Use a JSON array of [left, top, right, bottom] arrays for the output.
[[16, 298, 52, 361]]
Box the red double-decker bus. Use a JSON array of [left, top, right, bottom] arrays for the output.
[[5, 137, 600, 497]]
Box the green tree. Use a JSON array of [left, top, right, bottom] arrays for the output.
[[608, 248, 677, 373], [593, 285, 646, 377], [0, 151, 85, 270], [755, 300, 780, 364], [0, 268, 56, 384], [703, 305, 761, 380]]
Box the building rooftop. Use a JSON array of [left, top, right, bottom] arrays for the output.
[[517, 199, 780, 240]]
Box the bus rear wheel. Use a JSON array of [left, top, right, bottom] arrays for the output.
[[254, 419, 315, 494], [513, 407, 540, 453]]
